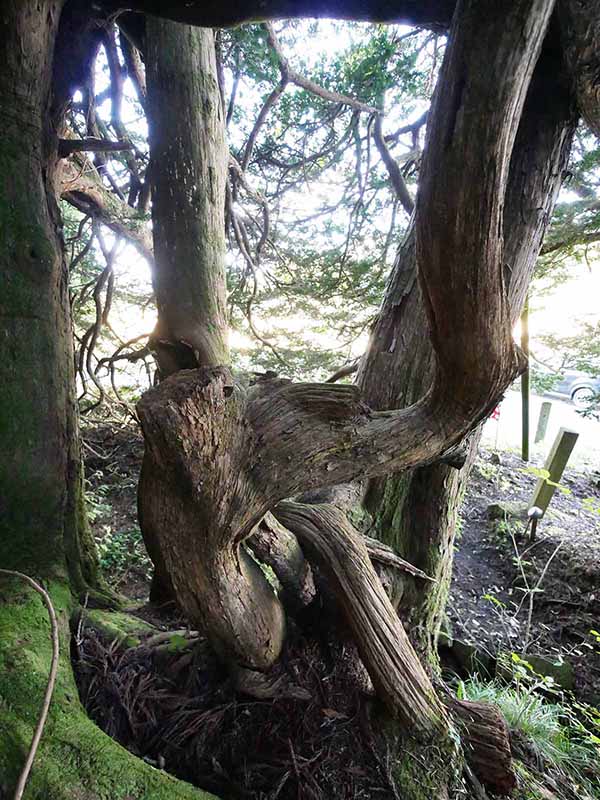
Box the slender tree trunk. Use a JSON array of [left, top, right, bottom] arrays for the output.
[[145, 18, 229, 375], [140, 19, 231, 600], [358, 34, 576, 663]]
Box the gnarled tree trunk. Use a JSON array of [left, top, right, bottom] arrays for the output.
[[136, 0, 554, 758], [357, 32, 576, 663]]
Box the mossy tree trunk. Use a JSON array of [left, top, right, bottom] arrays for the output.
[[0, 0, 97, 594], [0, 4, 215, 797], [357, 35, 576, 664]]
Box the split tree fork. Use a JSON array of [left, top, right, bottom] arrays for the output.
[[0, 0, 593, 796], [139, 0, 552, 747]]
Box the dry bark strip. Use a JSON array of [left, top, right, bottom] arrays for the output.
[[271, 504, 516, 791], [449, 698, 516, 796], [273, 501, 448, 733]]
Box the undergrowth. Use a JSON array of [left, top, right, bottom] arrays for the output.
[[458, 674, 600, 799]]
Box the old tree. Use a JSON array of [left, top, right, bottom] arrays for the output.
[[1, 0, 598, 797]]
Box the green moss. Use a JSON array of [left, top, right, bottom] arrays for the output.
[[390, 730, 463, 800], [0, 579, 217, 800], [83, 609, 156, 648]]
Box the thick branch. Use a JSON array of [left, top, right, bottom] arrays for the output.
[[416, 0, 554, 410], [58, 137, 134, 157], [372, 115, 414, 214], [107, 0, 455, 30], [58, 154, 153, 263]]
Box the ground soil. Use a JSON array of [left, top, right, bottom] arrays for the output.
[[74, 616, 406, 800], [447, 447, 600, 704], [83, 418, 150, 600]]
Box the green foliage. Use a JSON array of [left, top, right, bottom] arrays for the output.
[[218, 22, 442, 378], [86, 483, 112, 523], [96, 525, 151, 582], [530, 365, 561, 395], [536, 126, 600, 278], [521, 466, 572, 495]]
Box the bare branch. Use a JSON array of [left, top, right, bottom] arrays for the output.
[[264, 22, 380, 115], [58, 137, 134, 157], [372, 114, 415, 214], [59, 152, 153, 264], [325, 359, 360, 383], [241, 81, 288, 172]]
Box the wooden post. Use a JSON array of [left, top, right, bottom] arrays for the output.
[[534, 400, 552, 444], [530, 427, 579, 516], [521, 297, 530, 462]]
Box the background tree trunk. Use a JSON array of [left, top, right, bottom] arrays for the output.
[[358, 35, 576, 663]]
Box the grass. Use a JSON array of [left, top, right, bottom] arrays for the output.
[[458, 676, 600, 798]]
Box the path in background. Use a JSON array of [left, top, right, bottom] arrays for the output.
[[483, 389, 600, 470]]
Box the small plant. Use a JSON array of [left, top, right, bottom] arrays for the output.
[[477, 461, 500, 482], [582, 497, 600, 516], [521, 465, 571, 495], [85, 481, 112, 523], [97, 526, 151, 583]]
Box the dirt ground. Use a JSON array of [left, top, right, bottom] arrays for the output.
[[447, 447, 600, 703]]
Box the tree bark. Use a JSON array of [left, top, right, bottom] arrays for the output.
[[358, 32, 576, 662], [145, 18, 229, 375], [0, 5, 216, 798], [558, 0, 600, 138], [0, 0, 97, 592]]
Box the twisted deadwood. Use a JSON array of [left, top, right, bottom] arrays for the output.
[[137, 0, 554, 746], [273, 501, 447, 730]]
